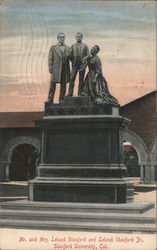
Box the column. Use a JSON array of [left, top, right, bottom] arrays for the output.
[[145, 165, 150, 182], [150, 165, 155, 182], [140, 165, 144, 182], [4, 162, 11, 181]]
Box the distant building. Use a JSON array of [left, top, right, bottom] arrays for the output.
[[0, 91, 156, 183]]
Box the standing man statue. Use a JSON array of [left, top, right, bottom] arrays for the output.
[[48, 33, 70, 103], [67, 33, 89, 97]]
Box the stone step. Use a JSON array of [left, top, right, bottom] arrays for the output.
[[0, 197, 27, 202], [0, 219, 156, 233], [0, 209, 156, 224], [0, 201, 154, 214]]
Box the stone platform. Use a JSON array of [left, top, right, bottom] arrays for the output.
[[0, 200, 156, 233], [29, 177, 133, 203]]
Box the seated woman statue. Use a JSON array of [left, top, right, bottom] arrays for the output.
[[82, 45, 119, 107]]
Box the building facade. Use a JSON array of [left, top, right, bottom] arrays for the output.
[[0, 112, 43, 181], [120, 91, 156, 183]]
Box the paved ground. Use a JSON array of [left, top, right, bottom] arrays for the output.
[[0, 180, 156, 250], [134, 190, 156, 204]]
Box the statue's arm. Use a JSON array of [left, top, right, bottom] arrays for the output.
[[81, 44, 90, 62], [96, 57, 103, 75], [85, 44, 89, 56], [82, 54, 90, 62], [48, 46, 54, 73], [80, 54, 91, 71], [93, 57, 103, 82], [69, 45, 73, 61]]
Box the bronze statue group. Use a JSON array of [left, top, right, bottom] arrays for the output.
[[48, 32, 119, 107]]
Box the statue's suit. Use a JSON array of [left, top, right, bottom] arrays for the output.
[[48, 44, 70, 102]]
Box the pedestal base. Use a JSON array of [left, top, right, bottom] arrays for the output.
[[29, 96, 133, 203], [29, 177, 133, 203]]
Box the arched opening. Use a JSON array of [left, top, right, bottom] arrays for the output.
[[10, 144, 39, 181], [123, 141, 140, 177], [122, 129, 149, 181]]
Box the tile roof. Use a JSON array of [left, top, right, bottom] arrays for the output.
[[0, 111, 44, 128]]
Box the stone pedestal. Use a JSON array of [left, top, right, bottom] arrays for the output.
[[29, 97, 133, 203]]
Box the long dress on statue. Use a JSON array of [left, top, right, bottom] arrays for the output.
[[84, 55, 119, 107]]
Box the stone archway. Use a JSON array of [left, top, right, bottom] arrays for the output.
[[123, 129, 148, 164], [0, 136, 41, 181], [122, 129, 149, 182], [149, 138, 157, 163]]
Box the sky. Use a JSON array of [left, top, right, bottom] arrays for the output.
[[0, 0, 156, 112]]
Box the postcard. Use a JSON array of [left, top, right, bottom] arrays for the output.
[[0, 1, 156, 250]]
